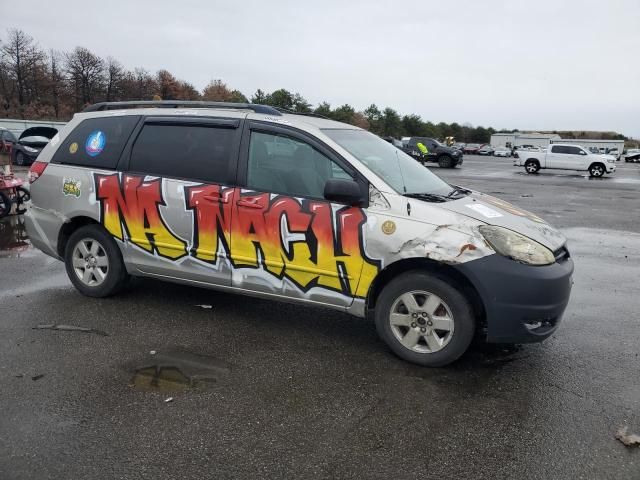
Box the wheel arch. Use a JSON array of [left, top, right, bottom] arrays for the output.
[[365, 257, 486, 331], [57, 215, 100, 258]]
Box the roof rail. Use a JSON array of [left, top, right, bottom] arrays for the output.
[[82, 100, 282, 115], [273, 107, 330, 120]]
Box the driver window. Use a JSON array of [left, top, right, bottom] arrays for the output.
[[247, 131, 351, 199]]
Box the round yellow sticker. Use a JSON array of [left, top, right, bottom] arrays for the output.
[[381, 220, 396, 235], [69, 142, 78, 154]]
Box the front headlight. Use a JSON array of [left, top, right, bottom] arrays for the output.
[[607, 159, 614, 163], [23, 146, 39, 153], [479, 225, 555, 265]]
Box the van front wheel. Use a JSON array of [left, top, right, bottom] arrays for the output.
[[374, 272, 475, 367], [64, 224, 129, 297]]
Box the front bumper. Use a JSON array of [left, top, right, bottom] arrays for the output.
[[606, 163, 616, 173], [454, 251, 574, 343]]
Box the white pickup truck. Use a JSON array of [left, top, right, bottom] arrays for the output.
[[514, 143, 616, 177]]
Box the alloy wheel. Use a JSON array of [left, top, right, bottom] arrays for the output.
[[389, 290, 455, 354], [72, 238, 109, 287]]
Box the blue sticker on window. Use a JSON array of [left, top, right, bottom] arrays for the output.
[[85, 130, 106, 157]]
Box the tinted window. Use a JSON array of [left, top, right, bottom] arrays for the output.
[[52, 116, 139, 169], [247, 131, 351, 199], [129, 124, 236, 184], [551, 145, 568, 154], [567, 146, 583, 155]]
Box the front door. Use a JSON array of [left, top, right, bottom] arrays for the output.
[[230, 124, 379, 308]]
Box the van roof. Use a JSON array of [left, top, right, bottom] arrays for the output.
[[79, 101, 360, 131]]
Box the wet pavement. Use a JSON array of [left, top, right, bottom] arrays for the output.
[[1, 158, 639, 479]]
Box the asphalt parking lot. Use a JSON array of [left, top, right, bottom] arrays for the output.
[[1, 157, 639, 479]]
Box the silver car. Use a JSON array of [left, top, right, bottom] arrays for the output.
[[25, 101, 574, 367]]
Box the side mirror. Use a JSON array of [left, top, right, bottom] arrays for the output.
[[324, 178, 364, 206]]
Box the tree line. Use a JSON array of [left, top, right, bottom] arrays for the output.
[[0, 29, 628, 143]]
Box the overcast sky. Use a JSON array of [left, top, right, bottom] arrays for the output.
[[8, 0, 640, 137]]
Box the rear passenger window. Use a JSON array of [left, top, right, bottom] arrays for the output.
[[129, 124, 236, 184], [551, 145, 567, 154], [52, 116, 139, 169]]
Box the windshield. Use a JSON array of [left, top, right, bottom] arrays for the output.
[[322, 129, 451, 196]]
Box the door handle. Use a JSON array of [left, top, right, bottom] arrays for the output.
[[236, 198, 264, 209], [203, 193, 229, 204]]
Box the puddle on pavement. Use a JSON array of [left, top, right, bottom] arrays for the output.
[[129, 349, 232, 392], [0, 214, 31, 258]]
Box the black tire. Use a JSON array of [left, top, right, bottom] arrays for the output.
[[589, 163, 605, 178], [15, 151, 25, 166], [15, 186, 30, 214], [374, 271, 475, 367], [438, 155, 454, 168], [0, 191, 11, 218], [524, 160, 540, 174], [64, 224, 129, 297]]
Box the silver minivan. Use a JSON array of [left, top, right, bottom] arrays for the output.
[[25, 101, 574, 366]]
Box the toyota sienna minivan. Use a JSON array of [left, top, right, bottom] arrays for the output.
[[25, 101, 574, 366]]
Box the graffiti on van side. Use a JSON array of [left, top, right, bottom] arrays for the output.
[[95, 174, 380, 298], [95, 174, 188, 259], [186, 185, 380, 298]]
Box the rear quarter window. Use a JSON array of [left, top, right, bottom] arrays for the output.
[[51, 115, 139, 169]]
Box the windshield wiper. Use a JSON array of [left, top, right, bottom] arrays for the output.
[[446, 186, 471, 198], [403, 192, 449, 203]]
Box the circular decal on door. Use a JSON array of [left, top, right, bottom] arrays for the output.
[[381, 220, 396, 235], [85, 131, 106, 157]]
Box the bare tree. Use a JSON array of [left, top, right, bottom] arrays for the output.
[[105, 57, 125, 101], [65, 46, 104, 108], [48, 49, 64, 118], [0, 29, 46, 109]]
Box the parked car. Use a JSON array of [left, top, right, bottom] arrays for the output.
[[452, 142, 466, 151], [514, 143, 616, 177], [25, 100, 573, 367], [402, 137, 463, 168], [463, 143, 481, 154], [493, 147, 510, 157], [383, 136, 404, 149], [0, 128, 18, 165], [624, 149, 640, 163], [477, 145, 494, 155], [13, 126, 58, 166]]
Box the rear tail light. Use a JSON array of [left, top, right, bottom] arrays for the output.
[[28, 161, 48, 184]]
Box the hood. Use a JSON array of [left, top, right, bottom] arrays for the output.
[[441, 192, 566, 251], [19, 126, 58, 141]]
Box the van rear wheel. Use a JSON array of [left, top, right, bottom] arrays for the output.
[[374, 272, 475, 367], [64, 224, 129, 297]]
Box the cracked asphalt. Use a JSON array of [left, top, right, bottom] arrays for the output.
[[1, 157, 639, 479]]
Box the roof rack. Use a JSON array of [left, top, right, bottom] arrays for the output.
[[273, 107, 330, 120], [82, 101, 282, 115]]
